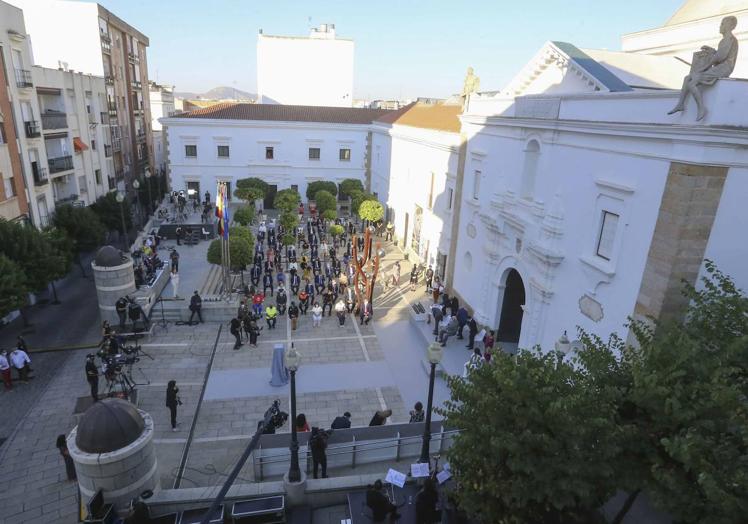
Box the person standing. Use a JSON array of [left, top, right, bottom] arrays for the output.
[[409, 402, 425, 423], [410, 264, 420, 292], [334, 299, 347, 327], [466, 316, 478, 350], [359, 299, 372, 326], [295, 414, 310, 432], [425, 265, 434, 293], [310, 427, 329, 479], [288, 302, 299, 331], [170, 248, 180, 272], [367, 480, 400, 522], [189, 291, 203, 324], [115, 296, 128, 331], [0, 350, 12, 390], [415, 478, 439, 524], [230, 316, 243, 350], [10, 347, 31, 383], [456, 306, 469, 339], [85, 354, 99, 401], [166, 380, 181, 432], [175, 227, 183, 246], [385, 221, 394, 241], [311, 302, 323, 328], [298, 291, 309, 315], [56, 435, 77, 481], [170, 267, 180, 298]]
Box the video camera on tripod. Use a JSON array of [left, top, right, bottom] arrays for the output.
[[259, 399, 289, 434]]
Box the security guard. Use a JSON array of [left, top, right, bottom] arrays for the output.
[[85, 354, 99, 402]]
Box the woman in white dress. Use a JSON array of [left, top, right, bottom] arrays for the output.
[[170, 267, 180, 298]]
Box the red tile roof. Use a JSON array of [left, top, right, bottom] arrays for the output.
[[174, 102, 395, 125], [374, 102, 463, 133]]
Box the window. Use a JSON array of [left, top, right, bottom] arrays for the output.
[[428, 172, 435, 209], [95, 169, 102, 185], [447, 188, 454, 210], [185, 145, 197, 157], [217, 145, 230, 158], [339, 148, 351, 161], [473, 170, 481, 200], [91, 139, 97, 150], [308, 147, 320, 160], [0, 123, 6, 144], [520, 139, 540, 200], [78, 175, 88, 193], [596, 211, 619, 261], [265, 146, 274, 160], [3, 176, 16, 199], [291, 184, 298, 193]]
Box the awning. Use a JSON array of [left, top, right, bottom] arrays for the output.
[[73, 137, 89, 152]]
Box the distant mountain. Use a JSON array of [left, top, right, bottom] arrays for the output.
[[174, 86, 256, 101]]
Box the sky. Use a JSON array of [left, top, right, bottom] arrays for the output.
[[90, 0, 685, 100]]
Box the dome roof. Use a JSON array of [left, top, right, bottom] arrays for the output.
[[75, 398, 145, 453], [94, 245, 124, 267]]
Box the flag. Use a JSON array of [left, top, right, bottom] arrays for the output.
[[222, 183, 230, 240], [215, 183, 224, 238]]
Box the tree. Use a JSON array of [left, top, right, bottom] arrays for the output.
[[314, 190, 337, 215], [42, 227, 73, 303], [328, 224, 344, 238], [350, 190, 375, 214], [236, 177, 269, 197], [234, 187, 264, 204], [279, 209, 299, 232], [358, 200, 384, 223], [274, 188, 301, 213], [281, 233, 296, 247], [322, 209, 337, 221], [339, 178, 364, 200], [91, 192, 132, 232], [51, 204, 106, 276], [306, 180, 337, 200], [0, 254, 29, 319], [206, 227, 253, 271], [233, 206, 254, 226], [0, 219, 69, 293]]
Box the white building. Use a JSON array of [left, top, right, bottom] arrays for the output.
[[370, 102, 463, 277], [149, 82, 175, 175], [449, 35, 748, 353], [160, 103, 392, 203], [257, 24, 354, 107]]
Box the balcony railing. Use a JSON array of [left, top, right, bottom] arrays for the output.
[[100, 112, 110, 125], [105, 75, 114, 86], [24, 120, 41, 138], [115, 169, 124, 181], [41, 112, 68, 130], [100, 32, 111, 44], [54, 194, 79, 206], [136, 129, 146, 141], [48, 155, 74, 174], [131, 80, 142, 89], [15, 68, 32, 88], [100, 33, 111, 53], [32, 165, 49, 186], [104, 144, 113, 157], [112, 137, 122, 152], [128, 51, 139, 63]]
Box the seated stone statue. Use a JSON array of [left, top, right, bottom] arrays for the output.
[[668, 16, 739, 121]]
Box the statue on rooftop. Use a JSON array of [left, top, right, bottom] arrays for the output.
[[461, 67, 480, 99], [668, 16, 739, 121]]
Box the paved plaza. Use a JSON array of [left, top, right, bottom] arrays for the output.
[[0, 222, 472, 523]]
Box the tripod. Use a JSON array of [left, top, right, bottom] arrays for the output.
[[107, 368, 136, 400], [155, 297, 169, 330]]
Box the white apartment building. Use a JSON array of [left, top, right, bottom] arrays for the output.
[[149, 82, 175, 175], [257, 24, 354, 107], [161, 103, 392, 204], [370, 103, 463, 278]]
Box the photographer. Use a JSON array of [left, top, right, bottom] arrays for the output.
[[115, 296, 129, 330], [189, 291, 203, 324], [309, 426, 331, 479], [166, 380, 182, 432], [85, 354, 99, 402], [128, 298, 149, 332]]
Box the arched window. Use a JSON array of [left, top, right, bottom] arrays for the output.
[[520, 139, 540, 200]]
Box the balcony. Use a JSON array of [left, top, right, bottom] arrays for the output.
[[105, 75, 114, 86], [128, 51, 139, 63], [32, 165, 49, 186], [15, 69, 32, 88], [112, 137, 122, 152], [24, 120, 41, 138], [136, 129, 146, 141], [41, 112, 68, 130], [104, 144, 113, 157], [100, 32, 111, 44], [131, 80, 142, 90], [87, 111, 97, 124], [100, 33, 111, 53], [115, 169, 124, 181], [54, 193, 79, 206], [100, 112, 110, 125], [48, 155, 74, 174]]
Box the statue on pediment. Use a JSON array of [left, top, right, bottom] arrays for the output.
[[461, 67, 480, 99], [668, 16, 739, 121]]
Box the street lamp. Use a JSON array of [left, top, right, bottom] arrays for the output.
[[144, 168, 153, 216], [555, 330, 571, 367], [132, 179, 141, 228], [419, 342, 444, 464], [285, 343, 302, 483], [115, 191, 128, 251]]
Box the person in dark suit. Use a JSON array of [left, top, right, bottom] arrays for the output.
[[415, 478, 439, 524], [189, 291, 203, 324], [331, 411, 351, 429], [466, 316, 478, 350], [366, 480, 400, 522]]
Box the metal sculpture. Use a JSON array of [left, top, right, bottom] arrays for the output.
[[351, 226, 380, 308]]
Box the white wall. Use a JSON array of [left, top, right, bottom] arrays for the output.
[[257, 33, 354, 107], [162, 119, 370, 202], [9, 0, 103, 76]]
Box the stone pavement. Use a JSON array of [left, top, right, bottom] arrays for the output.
[[0, 230, 458, 523]]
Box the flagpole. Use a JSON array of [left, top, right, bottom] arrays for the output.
[[224, 182, 231, 297]]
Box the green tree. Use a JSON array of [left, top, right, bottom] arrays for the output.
[[0, 219, 69, 293], [274, 188, 301, 213], [339, 178, 364, 199], [234, 187, 264, 204], [314, 190, 337, 215], [233, 206, 254, 226], [51, 204, 106, 276], [206, 227, 253, 271], [91, 192, 132, 232], [322, 209, 337, 221], [279, 209, 299, 233], [306, 180, 337, 200], [236, 177, 269, 197], [0, 254, 29, 318], [350, 190, 375, 214], [281, 233, 296, 247], [328, 224, 344, 238], [358, 200, 384, 223]]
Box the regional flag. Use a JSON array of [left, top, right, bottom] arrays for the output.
[[216, 183, 224, 237], [222, 183, 230, 239]]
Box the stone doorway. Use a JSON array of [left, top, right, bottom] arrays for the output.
[[497, 268, 525, 344]]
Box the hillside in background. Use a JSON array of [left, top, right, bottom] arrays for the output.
[[175, 86, 256, 100]]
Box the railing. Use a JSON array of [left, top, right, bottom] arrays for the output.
[[32, 165, 49, 186], [100, 32, 111, 44], [24, 120, 41, 138], [87, 111, 97, 124], [54, 194, 79, 206], [112, 137, 122, 152], [104, 144, 113, 157], [100, 112, 110, 125], [100, 33, 111, 53], [15, 68, 32, 88], [115, 169, 124, 181], [105, 75, 114, 86], [41, 112, 68, 130], [48, 155, 73, 174], [108, 100, 117, 112], [136, 129, 146, 141], [131, 80, 142, 89], [253, 422, 459, 481], [128, 51, 139, 62]]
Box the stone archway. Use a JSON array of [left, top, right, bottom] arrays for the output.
[[497, 268, 525, 344]]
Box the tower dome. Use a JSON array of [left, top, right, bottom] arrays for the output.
[[75, 398, 145, 454]]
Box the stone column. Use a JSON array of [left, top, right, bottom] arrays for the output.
[[68, 410, 160, 514], [92, 257, 136, 324]]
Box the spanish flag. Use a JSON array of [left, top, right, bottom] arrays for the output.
[[215, 183, 224, 237]]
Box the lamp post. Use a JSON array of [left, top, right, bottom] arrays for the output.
[[116, 191, 128, 251], [555, 330, 571, 367], [132, 179, 141, 228], [144, 167, 153, 216], [285, 343, 302, 483], [419, 342, 444, 464]]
